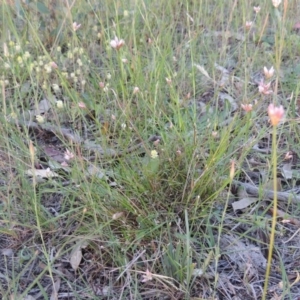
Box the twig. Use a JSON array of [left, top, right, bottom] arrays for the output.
[[232, 180, 300, 204]]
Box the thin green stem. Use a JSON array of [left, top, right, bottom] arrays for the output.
[[262, 125, 278, 299]]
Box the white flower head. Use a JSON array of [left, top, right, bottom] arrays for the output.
[[52, 84, 60, 92], [56, 100, 64, 109], [150, 150, 158, 159], [36, 115, 45, 124], [44, 64, 52, 73]]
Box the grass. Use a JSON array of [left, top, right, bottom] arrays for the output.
[[1, 0, 300, 299]]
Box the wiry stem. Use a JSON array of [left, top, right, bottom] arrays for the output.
[[262, 125, 278, 300]]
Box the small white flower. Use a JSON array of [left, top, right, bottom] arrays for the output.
[[52, 84, 60, 92], [15, 44, 21, 52], [36, 115, 45, 123], [23, 51, 31, 60], [121, 123, 126, 129], [44, 64, 52, 73]]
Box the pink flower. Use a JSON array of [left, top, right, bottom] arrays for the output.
[[50, 61, 58, 69], [284, 151, 293, 160], [153, 139, 160, 146], [258, 80, 273, 95], [245, 21, 253, 30], [253, 6, 261, 13], [64, 149, 75, 161], [72, 22, 81, 31], [133, 87, 140, 94], [110, 37, 125, 50], [241, 104, 253, 112], [212, 131, 218, 138], [263, 66, 274, 79], [141, 269, 153, 282], [268, 103, 284, 126], [165, 78, 172, 85], [78, 101, 86, 109], [272, 0, 282, 8]]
